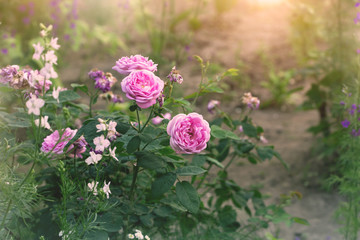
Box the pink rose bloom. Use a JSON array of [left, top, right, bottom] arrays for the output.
[[167, 113, 211, 154], [41, 128, 77, 154], [113, 55, 158, 75], [121, 70, 164, 109]]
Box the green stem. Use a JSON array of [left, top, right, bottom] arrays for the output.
[[136, 108, 141, 132], [129, 165, 139, 201], [196, 163, 213, 190], [140, 106, 154, 133], [224, 153, 237, 171], [192, 65, 205, 106]]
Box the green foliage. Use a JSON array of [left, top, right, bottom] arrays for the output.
[[261, 70, 303, 107]]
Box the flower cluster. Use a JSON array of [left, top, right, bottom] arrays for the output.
[[128, 229, 150, 240], [0, 25, 60, 97], [167, 113, 211, 154], [167, 66, 183, 84], [88, 69, 117, 93], [242, 92, 260, 110], [87, 180, 111, 199]]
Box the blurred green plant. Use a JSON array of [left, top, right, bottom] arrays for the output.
[[261, 69, 303, 107]]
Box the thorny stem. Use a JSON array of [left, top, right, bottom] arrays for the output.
[[140, 105, 154, 133]]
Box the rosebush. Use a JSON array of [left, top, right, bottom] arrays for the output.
[[0, 25, 308, 240]]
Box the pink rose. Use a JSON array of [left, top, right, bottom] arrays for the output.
[[121, 70, 164, 109], [167, 113, 211, 154], [113, 55, 158, 75], [41, 128, 77, 154]]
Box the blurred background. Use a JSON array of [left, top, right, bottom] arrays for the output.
[[0, 0, 357, 239]]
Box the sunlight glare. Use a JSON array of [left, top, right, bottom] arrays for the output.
[[255, 0, 284, 5]]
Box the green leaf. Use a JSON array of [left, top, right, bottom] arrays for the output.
[[291, 217, 310, 226], [140, 214, 154, 227], [176, 181, 200, 213], [211, 125, 240, 140], [256, 146, 275, 161], [242, 123, 257, 138], [84, 230, 108, 240], [71, 83, 89, 94], [206, 157, 224, 168], [127, 135, 141, 154], [135, 151, 166, 170], [176, 166, 206, 176], [151, 172, 177, 198], [97, 212, 123, 232], [58, 90, 81, 103]]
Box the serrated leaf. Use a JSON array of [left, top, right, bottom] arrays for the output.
[[71, 83, 89, 94], [176, 166, 206, 176], [151, 172, 177, 198], [176, 181, 200, 213], [242, 122, 257, 138], [256, 146, 274, 161], [206, 157, 224, 168], [127, 135, 140, 153], [135, 151, 166, 170]]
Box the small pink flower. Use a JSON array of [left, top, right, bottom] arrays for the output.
[[121, 70, 164, 108], [40, 63, 58, 79], [93, 135, 110, 152], [167, 113, 211, 154], [152, 113, 171, 125], [102, 181, 111, 199], [109, 147, 118, 161], [260, 135, 268, 144], [238, 125, 243, 132], [207, 100, 220, 114], [113, 55, 157, 75], [242, 92, 260, 110], [88, 181, 99, 196], [26, 95, 45, 115], [96, 123, 107, 132], [35, 115, 52, 130], [41, 128, 77, 154], [85, 151, 102, 165], [49, 37, 60, 50], [52, 86, 61, 103], [32, 42, 44, 60], [42, 50, 57, 65]]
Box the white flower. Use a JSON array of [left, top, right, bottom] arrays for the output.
[[134, 230, 144, 239], [26, 95, 45, 115], [96, 123, 107, 132], [128, 234, 135, 239], [49, 37, 60, 50], [108, 121, 117, 132], [102, 181, 111, 199], [109, 147, 118, 161], [34, 115, 52, 130], [145, 235, 150, 240], [52, 86, 61, 103], [85, 151, 102, 165], [93, 135, 110, 152], [40, 63, 58, 79], [88, 181, 99, 195]]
